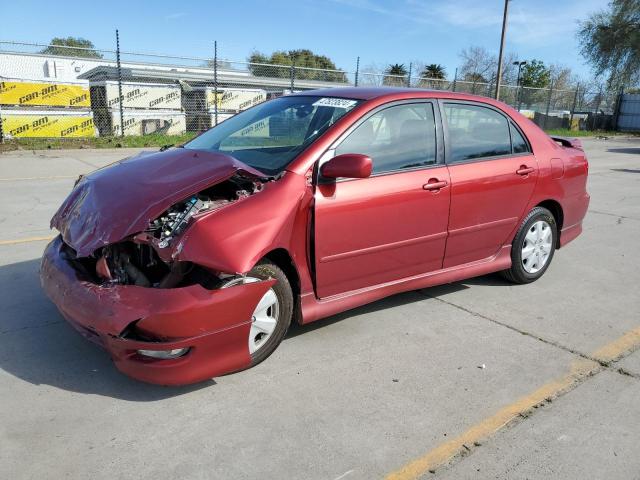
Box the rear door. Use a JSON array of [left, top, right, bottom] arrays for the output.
[[442, 101, 538, 268], [314, 100, 450, 298]]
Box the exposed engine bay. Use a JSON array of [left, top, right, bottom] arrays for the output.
[[147, 174, 263, 248], [65, 174, 264, 289]]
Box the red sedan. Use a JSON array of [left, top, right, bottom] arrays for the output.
[[41, 88, 589, 385]]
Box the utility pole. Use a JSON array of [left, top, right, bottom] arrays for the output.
[[494, 0, 510, 101]]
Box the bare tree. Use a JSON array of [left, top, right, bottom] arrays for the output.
[[358, 63, 385, 86], [459, 47, 497, 84], [549, 63, 577, 110]]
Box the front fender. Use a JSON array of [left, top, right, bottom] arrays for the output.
[[176, 172, 307, 273]]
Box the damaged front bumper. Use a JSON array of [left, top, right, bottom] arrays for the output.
[[40, 236, 275, 385]]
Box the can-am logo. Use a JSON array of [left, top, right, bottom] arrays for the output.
[[19, 85, 60, 104], [61, 119, 93, 137], [70, 93, 88, 105]]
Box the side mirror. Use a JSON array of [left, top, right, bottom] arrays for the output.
[[320, 153, 373, 179]]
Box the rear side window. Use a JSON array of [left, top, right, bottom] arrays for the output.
[[335, 103, 437, 174], [444, 103, 511, 162], [510, 122, 530, 154]]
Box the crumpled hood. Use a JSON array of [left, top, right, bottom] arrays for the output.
[[51, 148, 265, 257]]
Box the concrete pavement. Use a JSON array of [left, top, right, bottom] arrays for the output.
[[0, 137, 639, 479]]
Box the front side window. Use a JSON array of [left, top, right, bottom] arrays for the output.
[[335, 103, 437, 174], [444, 103, 512, 162], [185, 96, 360, 175]]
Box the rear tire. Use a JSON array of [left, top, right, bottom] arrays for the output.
[[502, 207, 557, 284]]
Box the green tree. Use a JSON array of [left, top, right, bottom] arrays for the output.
[[520, 59, 550, 107], [578, 0, 640, 89], [384, 63, 408, 86], [247, 49, 347, 82], [520, 59, 550, 88], [40, 37, 102, 58], [421, 64, 446, 80]]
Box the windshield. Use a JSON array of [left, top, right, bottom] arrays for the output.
[[184, 95, 361, 175]]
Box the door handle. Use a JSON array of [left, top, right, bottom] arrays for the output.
[[516, 165, 535, 176], [423, 179, 448, 191]]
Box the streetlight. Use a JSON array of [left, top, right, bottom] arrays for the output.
[[514, 60, 527, 111], [495, 0, 511, 101]]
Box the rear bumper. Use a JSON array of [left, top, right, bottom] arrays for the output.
[[40, 236, 274, 385], [560, 192, 590, 247]]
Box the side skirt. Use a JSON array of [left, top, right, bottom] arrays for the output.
[[300, 245, 512, 324]]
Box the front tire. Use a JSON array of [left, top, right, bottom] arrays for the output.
[[502, 207, 557, 284], [221, 261, 293, 366]]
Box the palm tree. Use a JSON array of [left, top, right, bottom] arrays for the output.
[[421, 64, 446, 80], [417, 63, 447, 89], [384, 63, 408, 86]]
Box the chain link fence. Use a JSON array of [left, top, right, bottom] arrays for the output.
[[0, 40, 626, 143]]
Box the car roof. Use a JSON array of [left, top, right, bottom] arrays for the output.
[[291, 87, 431, 100], [290, 87, 520, 118], [290, 86, 491, 102]]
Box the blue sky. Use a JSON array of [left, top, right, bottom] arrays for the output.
[[2, 0, 607, 80]]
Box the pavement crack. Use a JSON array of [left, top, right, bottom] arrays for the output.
[[616, 367, 640, 380], [0, 320, 64, 336], [588, 209, 640, 222], [417, 290, 637, 381], [418, 290, 597, 359]]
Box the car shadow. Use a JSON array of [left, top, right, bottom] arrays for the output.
[[0, 258, 214, 401], [611, 168, 640, 174], [286, 273, 511, 338], [607, 147, 640, 155], [0, 257, 507, 399]]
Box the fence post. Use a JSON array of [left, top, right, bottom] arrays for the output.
[[115, 29, 125, 138], [406, 62, 412, 88], [354, 56, 360, 87], [290, 62, 295, 92], [213, 40, 218, 126], [543, 80, 554, 130], [0, 103, 4, 143], [569, 83, 579, 131], [452, 68, 457, 92]]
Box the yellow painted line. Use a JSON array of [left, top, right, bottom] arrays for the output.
[[385, 327, 640, 480], [0, 175, 76, 181], [592, 326, 640, 363], [0, 235, 55, 246]]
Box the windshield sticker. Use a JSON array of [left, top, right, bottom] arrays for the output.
[[312, 98, 358, 109]]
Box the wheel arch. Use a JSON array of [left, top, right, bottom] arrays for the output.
[[262, 248, 303, 324], [536, 199, 564, 247]]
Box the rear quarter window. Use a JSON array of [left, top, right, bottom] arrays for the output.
[[510, 122, 530, 154]]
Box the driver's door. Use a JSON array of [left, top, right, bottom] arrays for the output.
[[314, 101, 451, 298]]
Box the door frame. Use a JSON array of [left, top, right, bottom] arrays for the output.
[[438, 98, 540, 267], [309, 98, 449, 298], [438, 98, 535, 166]]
